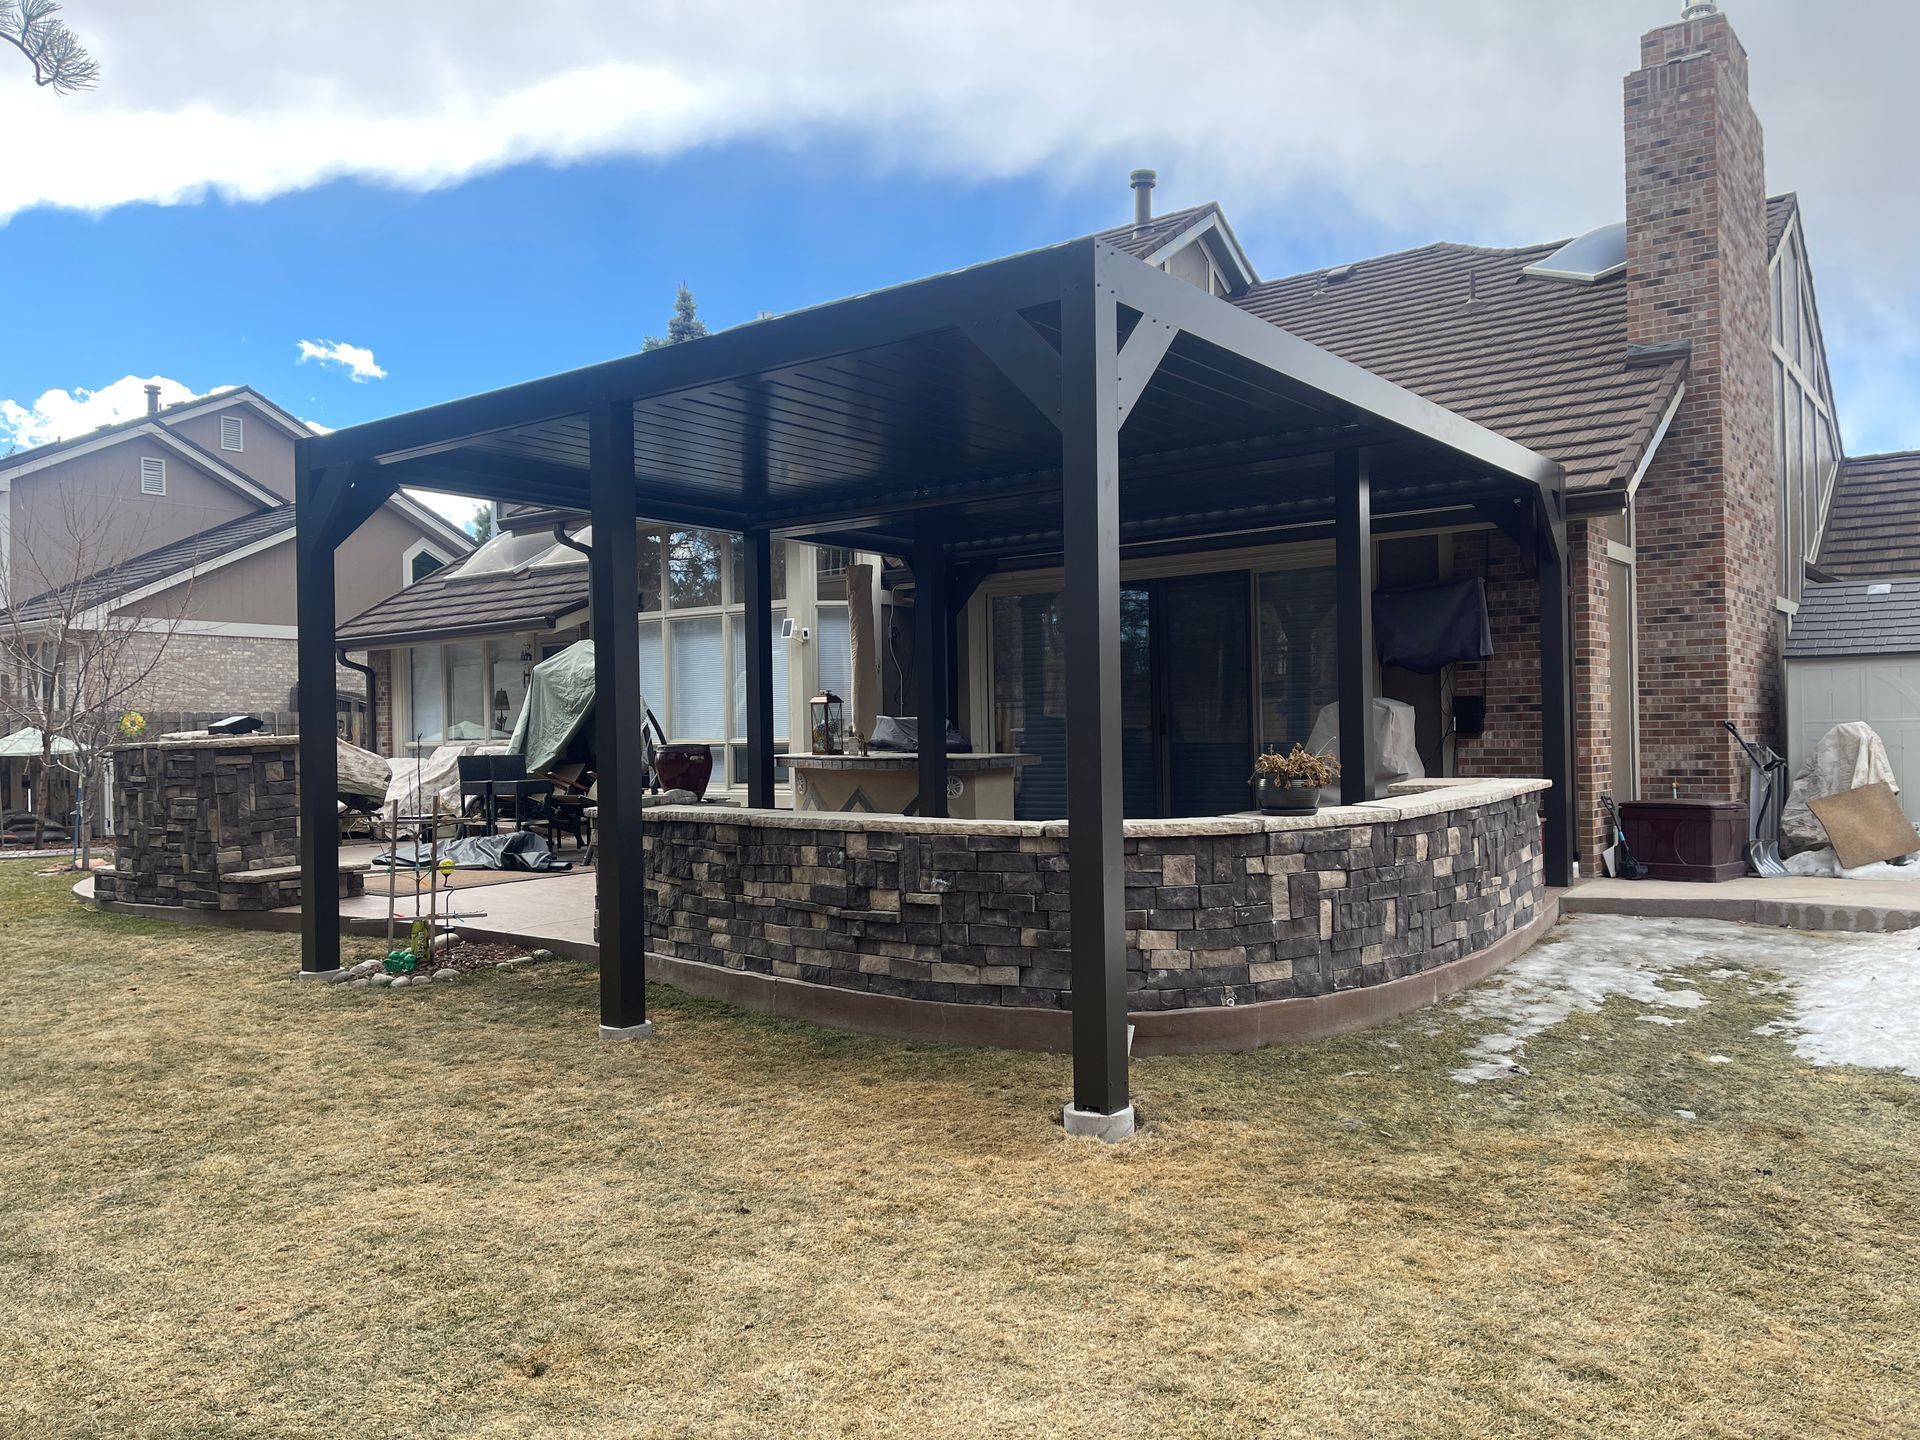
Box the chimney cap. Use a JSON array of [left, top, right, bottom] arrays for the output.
[[1129, 168, 1157, 186], [1680, 1, 1718, 17], [143, 382, 162, 416]]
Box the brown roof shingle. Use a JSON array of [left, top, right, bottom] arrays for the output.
[[335, 556, 594, 647], [1817, 451, 1920, 580], [1230, 239, 1684, 496]]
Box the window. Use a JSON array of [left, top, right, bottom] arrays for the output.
[[140, 456, 166, 496], [490, 646, 530, 737], [815, 546, 851, 602], [404, 540, 450, 587], [667, 531, 723, 608], [444, 641, 487, 741], [816, 605, 851, 699], [408, 646, 444, 746], [669, 615, 727, 741], [220, 414, 245, 452], [730, 606, 790, 740]]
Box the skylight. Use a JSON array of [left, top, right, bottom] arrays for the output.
[[1523, 222, 1627, 284]]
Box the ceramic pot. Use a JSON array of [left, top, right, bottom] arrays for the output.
[[655, 744, 714, 800], [1253, 775, 1319, 816]]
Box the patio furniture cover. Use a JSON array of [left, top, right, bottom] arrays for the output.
[[1781, 721, 1901, 855], [1306, 697, 1425, 802], [508, 639, 601, 775], [337, 739, 391, 804], [385, 741, 509, 817]]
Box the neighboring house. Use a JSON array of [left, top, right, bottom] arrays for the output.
[[0, 385, 472, 744], [341, 6, 1904, 866], [338, 517, 890, 794]]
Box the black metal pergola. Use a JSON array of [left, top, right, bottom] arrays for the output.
[[294, 235, 1571, 1130]]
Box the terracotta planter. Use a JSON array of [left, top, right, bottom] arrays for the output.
[[1253, 775, 1319, 816]]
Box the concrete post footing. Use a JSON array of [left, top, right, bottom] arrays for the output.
[[1062, 1103, 1136, 1142], [599, 1021, 656, 1041]]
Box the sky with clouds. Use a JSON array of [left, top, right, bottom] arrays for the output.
[[0, 0, 1914, 532]]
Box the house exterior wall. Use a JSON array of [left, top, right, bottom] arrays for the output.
[[5, 440, 255, 597], [126, 505, 449, 627], [168, 405, 298, 501], [1624, 11, 1779, 797]]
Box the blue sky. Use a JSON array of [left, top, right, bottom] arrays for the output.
[[2, 0, 1915, 529]]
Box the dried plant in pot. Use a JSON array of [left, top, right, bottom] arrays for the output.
[[1250, 744, 1340, 816]]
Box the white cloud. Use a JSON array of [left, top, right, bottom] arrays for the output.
[[2, 2, 1917, 444], [0, 374, 215, 448], [295, 339, 386, 382], [404, 490, 489, 536]]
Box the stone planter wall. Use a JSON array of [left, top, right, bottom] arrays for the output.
[[96, 736, 361, 912], [642, 779, 1547, 1011]]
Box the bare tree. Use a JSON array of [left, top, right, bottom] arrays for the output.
[[0, 0, 98, 93], [0, 482, 192, 864]]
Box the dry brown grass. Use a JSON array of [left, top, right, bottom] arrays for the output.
[[1, 860, 1916, 1438]]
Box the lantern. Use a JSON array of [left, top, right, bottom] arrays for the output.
[[810, 691, 845, 755]]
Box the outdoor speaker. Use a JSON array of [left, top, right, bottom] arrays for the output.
[[1453, 696, 1486, 738]]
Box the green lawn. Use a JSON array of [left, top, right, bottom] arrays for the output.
[[1, 858, 1915, 1438]]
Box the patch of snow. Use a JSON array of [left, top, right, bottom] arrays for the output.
[[1783, 846, 1920, 881], [1447, 914, 1920, 1083], [1674, 1109, 1697, 1120]]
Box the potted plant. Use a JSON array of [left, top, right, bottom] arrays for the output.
[[1250, 744, 1340, 816]]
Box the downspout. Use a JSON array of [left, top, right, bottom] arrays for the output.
[[337, 649, 377, 750]]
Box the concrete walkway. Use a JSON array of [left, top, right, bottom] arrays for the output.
[[1563, 874, 1920, 933]]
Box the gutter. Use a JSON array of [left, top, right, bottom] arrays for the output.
[[337, 649, 378, 747]]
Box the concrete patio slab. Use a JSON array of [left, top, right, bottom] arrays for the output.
[[1563, 874, 1920, 933]]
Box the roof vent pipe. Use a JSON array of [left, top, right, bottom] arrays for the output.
[[1129, 168, 1156, 232], [144, 383, 161, 416]]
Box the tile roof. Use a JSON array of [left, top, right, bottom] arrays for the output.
[[1231, 239, 1685, 496], [1093, 203, 1218, 260], [1816, 451, 1920, 579], [1785, 577, 1920, 659], [335, 554, 593, 647], [1, 505, 297, 625]]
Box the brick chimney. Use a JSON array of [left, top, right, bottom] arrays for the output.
[[1622, 5, 1778, 798]]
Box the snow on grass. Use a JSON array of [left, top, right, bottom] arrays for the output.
[[1449, 914, 1920, 1084]]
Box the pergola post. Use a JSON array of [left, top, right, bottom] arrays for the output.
[[1537, 500, 1576, 887], [1059, 270, 1132, 1141], [589, 400, 652, 1039], [294, 457, 342, 977], [913, 519, 950, 818], [742, 529, 777, 809], [1335, 448, 1377, 805]]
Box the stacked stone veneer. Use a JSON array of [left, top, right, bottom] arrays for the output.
[[643, 779, 1547, 1011], [96, 736, 360, 911]]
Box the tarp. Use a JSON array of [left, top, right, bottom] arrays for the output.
[[374, 830, 572, 871], [1306, 697, 1426, 803], [508, 639, 601, 774], [0, 727, 81, 759], [1781, 722, 1900, 856]]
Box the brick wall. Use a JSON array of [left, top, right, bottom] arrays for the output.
[[1624, 12, 1779, 797], [643, 782, 1545, 1012], [112, 633, 366, 735], [1567, 518, 1615, 867]]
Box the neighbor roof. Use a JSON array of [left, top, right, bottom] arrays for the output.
[[0, 386, 308, 478], [0, 505, 298, 626], [334, 556, 593, 648], [1816, 451, 1920, 580], [1785, 577, 1920, 659]]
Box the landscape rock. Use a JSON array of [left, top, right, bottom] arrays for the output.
[[433, 967, 458, 981], [371, 973, 392, 987]]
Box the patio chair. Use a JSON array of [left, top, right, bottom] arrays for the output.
[[456, 755, 497, 831]]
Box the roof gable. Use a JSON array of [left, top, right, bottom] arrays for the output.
[[0, 386, 311, 481]]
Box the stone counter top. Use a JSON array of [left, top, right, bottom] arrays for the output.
[[778, 751, 1035, 772], [645, 776, 1549, 836]]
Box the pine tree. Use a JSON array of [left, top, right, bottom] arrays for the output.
[[643, 284, 709, 350], [468, 506, 496, 543]]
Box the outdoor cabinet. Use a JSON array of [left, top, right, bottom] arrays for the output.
[[1617, 798, 1748, 882]]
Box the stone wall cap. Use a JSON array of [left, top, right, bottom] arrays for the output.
[[111, 733, 299, 753], [643, 777, 1547, 837]]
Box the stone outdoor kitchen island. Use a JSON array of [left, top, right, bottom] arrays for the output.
[[640, 777, 1551, 1053]]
